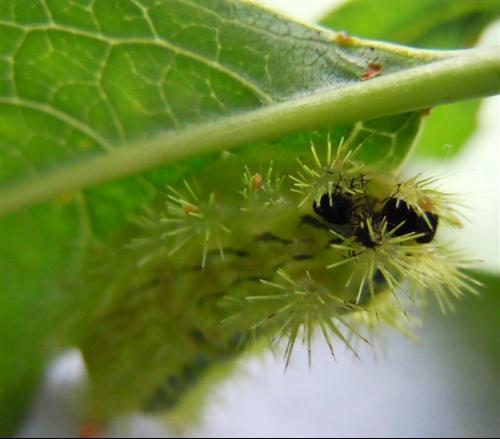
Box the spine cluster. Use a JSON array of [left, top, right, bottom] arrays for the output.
[[75, 137, 479, 419]]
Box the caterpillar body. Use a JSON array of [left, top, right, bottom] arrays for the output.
[[73, 138, 478, 422]]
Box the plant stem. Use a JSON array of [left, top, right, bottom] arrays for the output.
[[0, 46, 499, 216]]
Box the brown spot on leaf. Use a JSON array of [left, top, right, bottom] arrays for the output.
[[336, 31, 355, 46], [361, 62, 382, 81]]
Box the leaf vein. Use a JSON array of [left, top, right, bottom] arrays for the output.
[[0, 20, 274, 105], [0, 96, 114, 152]]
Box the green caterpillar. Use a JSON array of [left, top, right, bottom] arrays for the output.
[[71, 136, 478, 425]]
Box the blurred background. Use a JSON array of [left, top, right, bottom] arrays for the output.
[[19, 1, 500, 437]]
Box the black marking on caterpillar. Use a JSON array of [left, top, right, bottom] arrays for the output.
[[313, 190, 355, 225], [299, 214, 329, 230], [312, 174, 369, 227], [254, 232, 293, 245], [381, 197, 439, 243], [208, 247, 250, 258], [189, 329, 207, 345], [292, 254, 315, 261], [328, 237, 345, 246], [354, 217, 381, 248]]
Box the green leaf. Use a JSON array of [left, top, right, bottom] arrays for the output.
[[414, 99, 482, 157], [0, 0, 499, 432], [321, 0, 500, 48], [456, 271, 500, 371], [320, 0, 500, 158]]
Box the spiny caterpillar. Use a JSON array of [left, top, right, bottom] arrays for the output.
[[73, 137, 479, 423]]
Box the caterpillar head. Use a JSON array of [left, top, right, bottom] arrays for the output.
[[222, 138, 479, 365]]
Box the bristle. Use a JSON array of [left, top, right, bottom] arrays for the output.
[[290, 136, 367, 207], [75, 137, 481, 420]]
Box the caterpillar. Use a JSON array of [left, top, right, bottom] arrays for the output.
[[71, 136, 479, 424]]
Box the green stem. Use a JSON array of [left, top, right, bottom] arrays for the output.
[[1, 46, 499, 216]]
